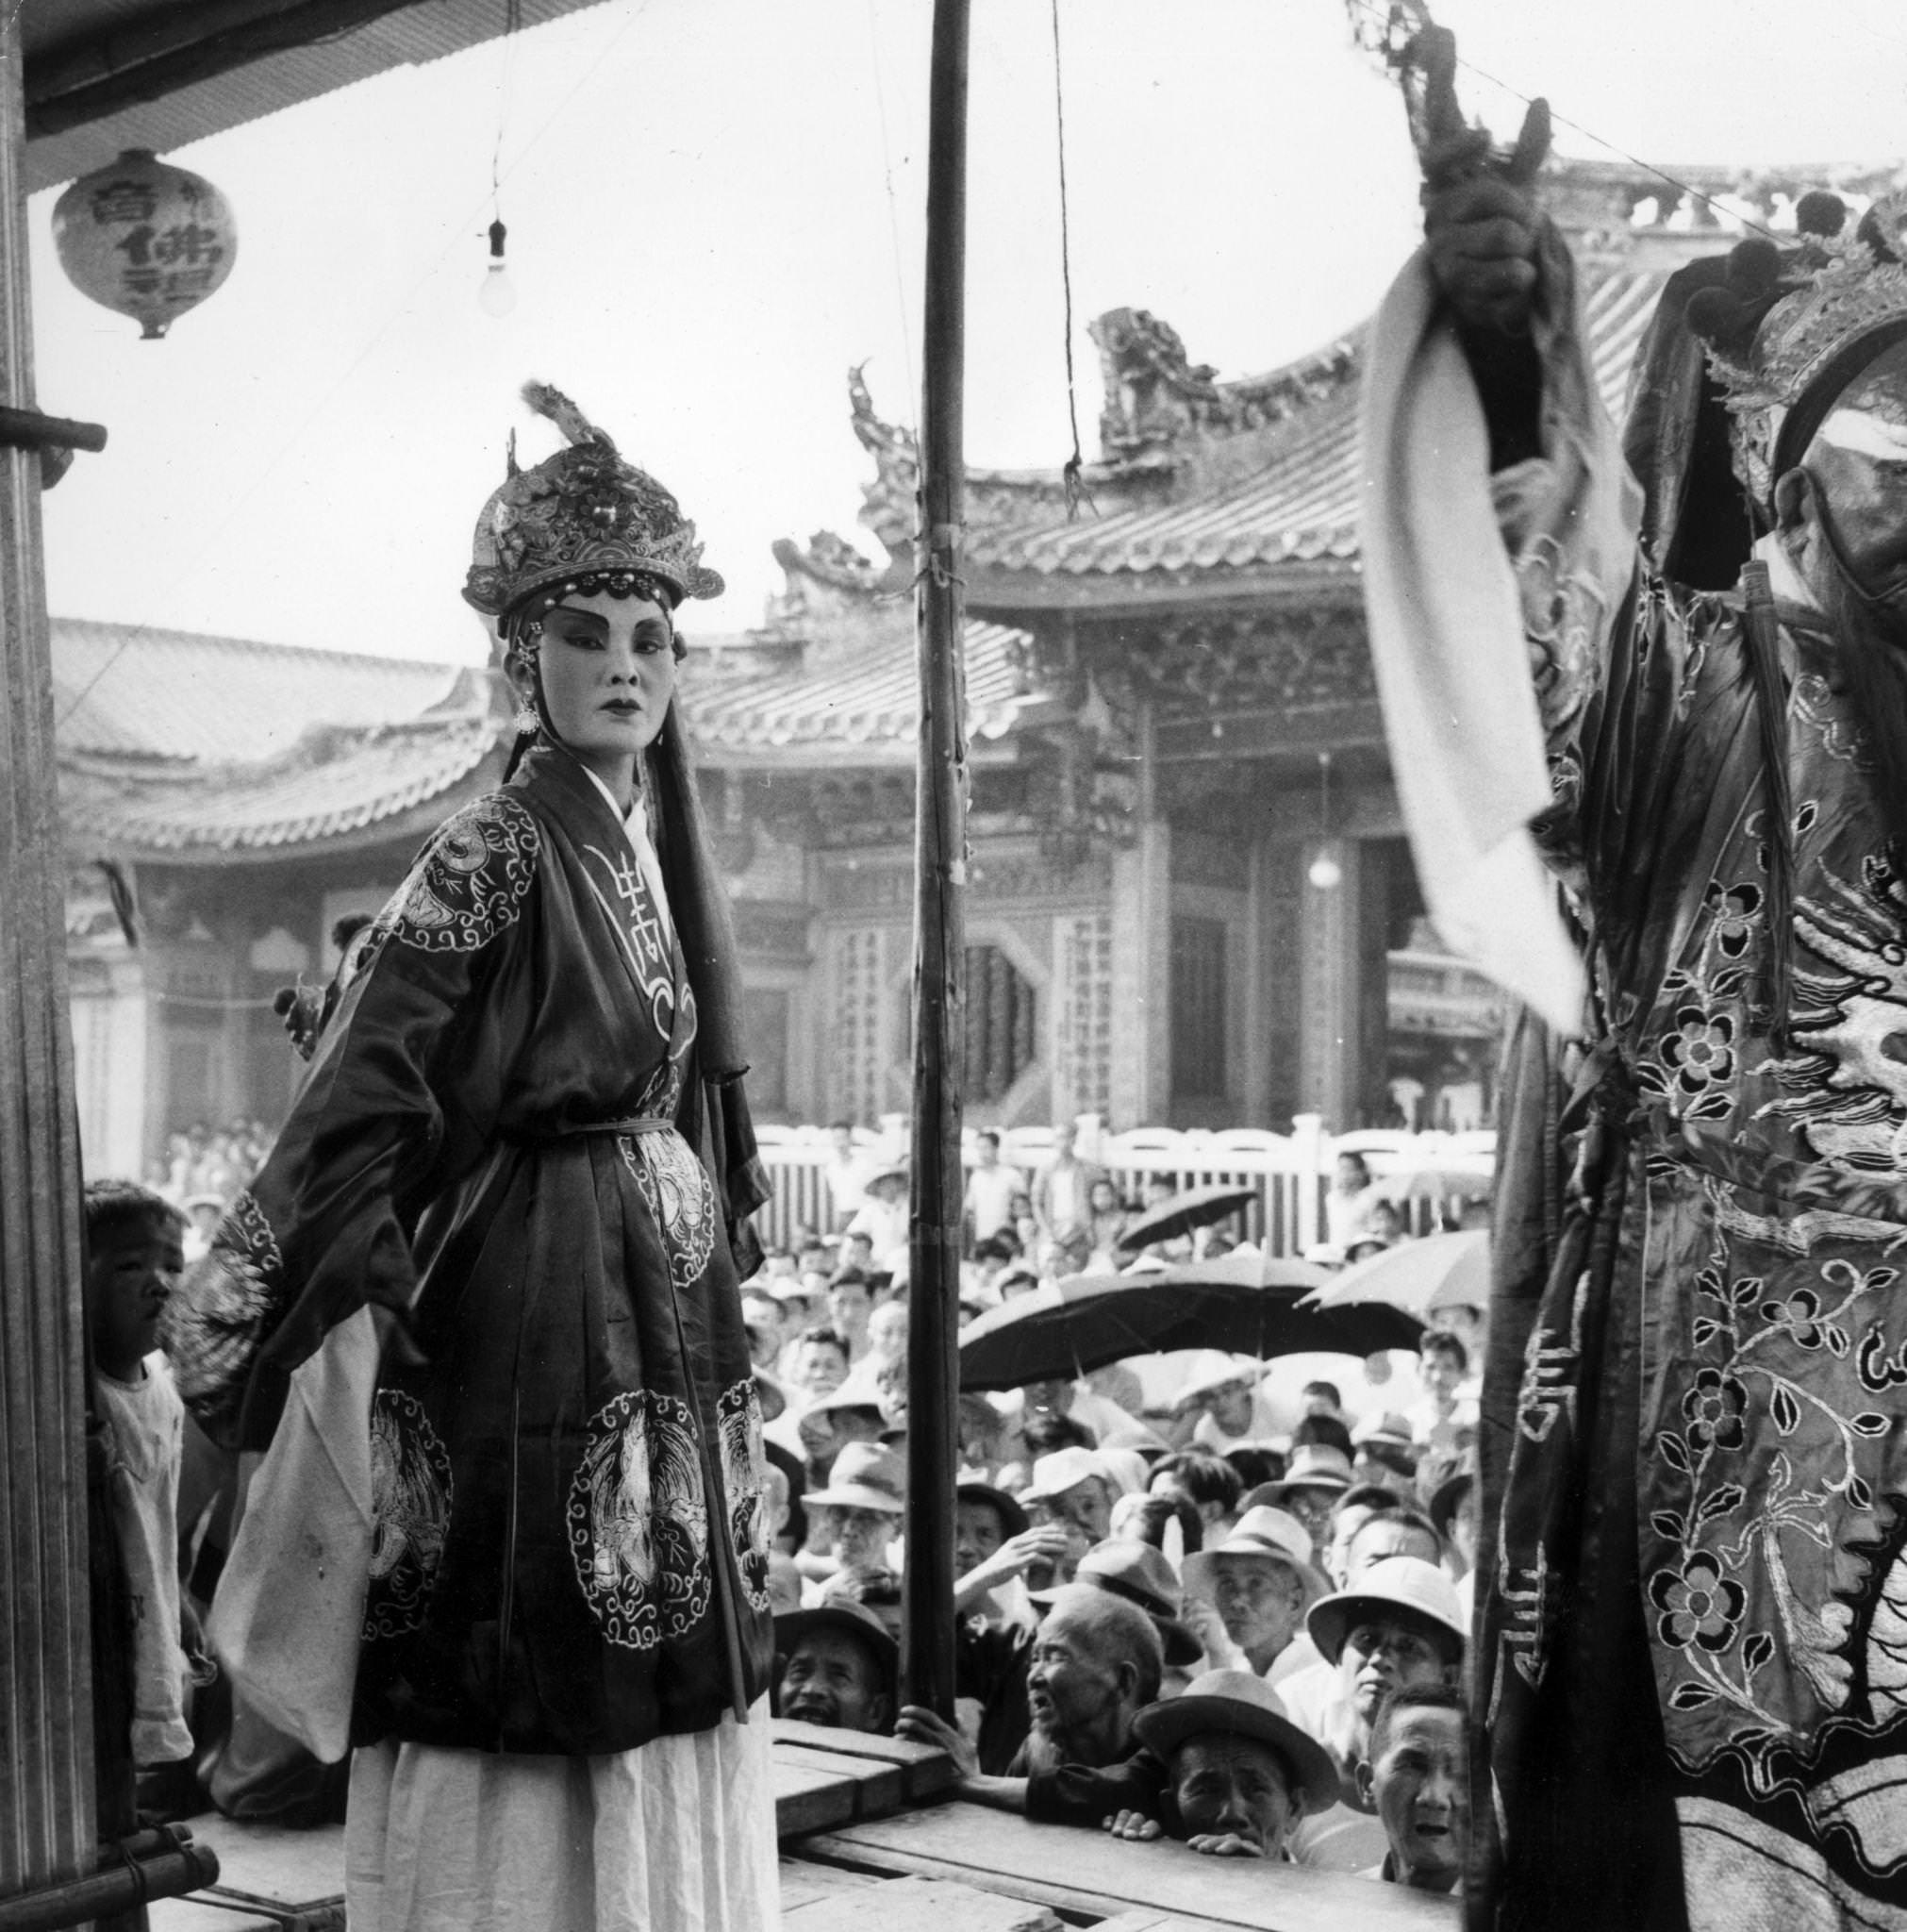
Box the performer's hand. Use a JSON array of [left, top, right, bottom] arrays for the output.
[[1415, 25, 1550, 334], [896, 1704, 980, 1782]]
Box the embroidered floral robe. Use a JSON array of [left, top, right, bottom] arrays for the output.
[[1465, 254, 1907, 1930], [169, 744, 773, 1755]]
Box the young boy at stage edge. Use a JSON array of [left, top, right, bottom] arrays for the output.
[[85, 1180, 197, 1777]]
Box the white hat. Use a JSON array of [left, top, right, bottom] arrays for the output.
[[1020, 1446, 1117, 1506], [1305, 1555, 1468, 1665], [1184, 1505, 1331, 1608]]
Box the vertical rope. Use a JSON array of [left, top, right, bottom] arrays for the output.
[[1049, 0, 1092, 521]]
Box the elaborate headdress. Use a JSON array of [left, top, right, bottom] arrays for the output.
[[1683, 193, 1907, 510], [462, 382, 724, 624]]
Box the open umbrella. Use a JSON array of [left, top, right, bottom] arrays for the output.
[[1300, 1227, 1490, 1319], [1114, 1182, 1258, 1253], [958, 1254, 1422, 1391]]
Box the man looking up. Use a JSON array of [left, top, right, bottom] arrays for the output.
[[897, 1587, 1163, 1818], [1359, 1685, 1468, 1893], [1182, 1507, 1330, 1685], [774, 1599, 896, 1735]]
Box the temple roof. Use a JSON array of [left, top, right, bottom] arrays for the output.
[[682, 618, 1037, 766], [53, 618, 498, 858], [849, 266, 1667, 598]]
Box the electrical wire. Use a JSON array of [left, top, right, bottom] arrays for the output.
[[1049, 0, 1092, 521]]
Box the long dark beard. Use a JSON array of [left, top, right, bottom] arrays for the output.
[[1812, 517, 1907, 862]]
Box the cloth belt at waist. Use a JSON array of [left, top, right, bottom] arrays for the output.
[[521, 1115, 676, 1141]]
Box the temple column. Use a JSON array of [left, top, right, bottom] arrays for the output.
[[0, 11, 96, 1896]]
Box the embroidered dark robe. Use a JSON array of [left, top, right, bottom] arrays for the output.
[[169, 743, 773, 1755]]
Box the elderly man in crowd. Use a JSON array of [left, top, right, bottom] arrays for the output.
[[1181, 1506, 1330, 1686], [1033, 1541, 1205, 1692], [774, 1597, 897, 1736], [897, 1586, 1163, 1821], [1359, 1684, 1468, 1893], [1279, 1557, 1468, 1872], [799, 1441, 905, 1590], [1104, 1671, 1341, 1861]]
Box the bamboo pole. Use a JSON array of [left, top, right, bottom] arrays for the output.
[[0, 9, 98, 1907], [902, 0, 970, 1721]]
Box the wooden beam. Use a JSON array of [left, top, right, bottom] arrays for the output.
[[903, 0, 970, 1724], [0, 8, 96, 1904]]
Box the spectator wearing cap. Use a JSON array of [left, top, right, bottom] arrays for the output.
[[1350, 1411, 1418, 1497], [1252, 1443, 1353, 1564], [948, 1478, 1052, 1774], [774, 1598, 897, 1735], [1105, 1671, 1342, 1860], [1359, 1684, 1468, 1891], [952, 1480, 1059, 1618], [898, 1585, 1163, 1821], [788, 1387, 887, 1499], [1279, 1557, 1468, 1872], [1183, 1507, 1331, 1687], [801, 1442, 905, 1591], [1020, 1448, 1122, 1586], [1149, 1451, 1243, 1540]]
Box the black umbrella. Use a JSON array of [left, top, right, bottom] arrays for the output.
[[1114, 1182, 1259, 1253], [957, 1253, 1422, 1392]]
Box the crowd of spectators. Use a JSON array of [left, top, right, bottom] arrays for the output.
[[144, 1119, 276, 1252], [745, 1133, 1485, 1896]]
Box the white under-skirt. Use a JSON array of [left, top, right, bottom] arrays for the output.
[[344, 1699, 782, 1931]]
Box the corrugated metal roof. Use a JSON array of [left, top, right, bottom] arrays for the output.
[[683, 620, 1035, 754], [24, 0, 614, 192], [883, 266, 1670, 585], [52, 616, 466, 762], [62, 710, 495, 851]]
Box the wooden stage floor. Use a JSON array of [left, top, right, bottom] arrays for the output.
[[148, 1722, 1457, 1930]]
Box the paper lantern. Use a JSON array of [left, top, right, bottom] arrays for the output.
[[52, 150, 237, 340]]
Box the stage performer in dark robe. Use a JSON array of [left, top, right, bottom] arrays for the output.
[[166, 383, 780, 1931], [1361, 33, 1907, 1932]]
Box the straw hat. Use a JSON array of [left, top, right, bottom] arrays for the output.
[[1020, 1447, 1119, 1506], [1350, 1411, 1416, 1452], [805, 1442, 906, 1514], [1305, 1555, 1468, 1666], [1184, 1506, 1331, 1608], [1030, 1539, 1203, 1669], [1133, 1670, 1339, 1814], [1261, 1443, 1354, 1501], [773, 1597, 898, 1687]]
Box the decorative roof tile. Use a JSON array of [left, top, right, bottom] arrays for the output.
[[683, 620, 1036, 755], [53, 618, 469, 763]]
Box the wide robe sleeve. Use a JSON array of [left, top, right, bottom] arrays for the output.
[[167, 791, 542, 1450]]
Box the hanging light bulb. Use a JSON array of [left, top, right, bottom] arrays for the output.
[[478, 216, 516, 318], [1307, 748, 1341, 889]]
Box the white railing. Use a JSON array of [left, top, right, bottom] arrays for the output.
[[749, 1115, 1496, 1258]]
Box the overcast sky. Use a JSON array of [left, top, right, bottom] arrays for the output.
[[27, 0, 1907, 671]]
